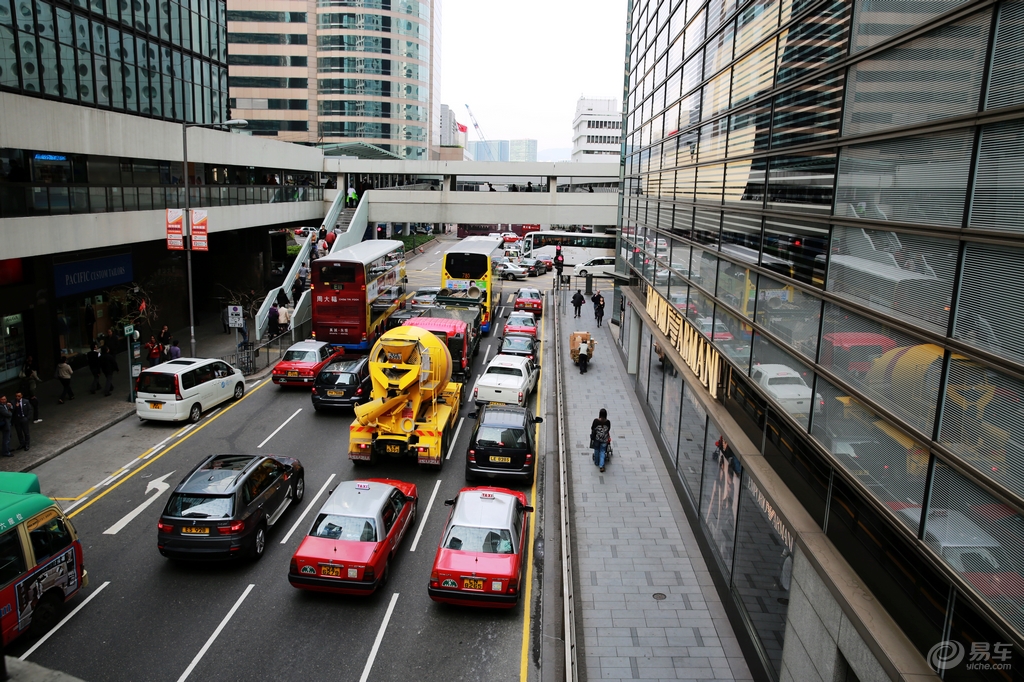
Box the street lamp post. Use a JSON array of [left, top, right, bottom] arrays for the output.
[[182, 119, 247, 357]]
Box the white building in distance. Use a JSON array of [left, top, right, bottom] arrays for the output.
[[509, 139, 538, 162], [572, 97, 621, 163]]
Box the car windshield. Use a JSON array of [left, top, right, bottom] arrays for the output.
[[519, 291, 540, 300], [503, 337, 533, 351], [476, 425, 528, 447], [137, 372, 176, 394], [508, 316, 534, 326], [284, 350, 318, 362], [310, 513, 378, 542], [768, 376, 806, 387], [444, 525, 513, 554], [486, 366, 523, 377], [165, 494, 234, 519], [319, 372, 357, 386]]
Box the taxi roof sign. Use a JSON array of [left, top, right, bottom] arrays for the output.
[[356, 482, 371, 490], [480, 492, 495, 500]]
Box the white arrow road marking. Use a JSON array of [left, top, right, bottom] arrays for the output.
[[409, 479, 442, 552], [103, 471, 176, 535]]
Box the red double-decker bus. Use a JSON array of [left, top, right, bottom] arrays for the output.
[[311, 240, 408, 351], [456, 224, 541, 239]]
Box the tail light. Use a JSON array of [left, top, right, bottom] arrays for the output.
[[508, 577, 518, 594], [361, 333, 367, 341], [468, 450, 476, 462], [429, 570, 439, 587], [364, 566, 375, 582], [311, 386, 318, 395], [473, 387, 478, 398], [290, 558, 298, 575], [356, 387, 363, 395], [311, 330, 317, 339], [300, 369, 315, 377], [157, 521, 174, 533], [174, 374, 183, 401], [518, 391, 523, 403], [527, 355, 533, 360], [525, 452, 533, 466], [218, 520, 245, 535]]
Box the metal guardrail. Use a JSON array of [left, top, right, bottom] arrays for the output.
[[222, 332, 291, 376], [553, 292, 580, 681], [256, 232, 315, 341], [330, 193, 369, 253]]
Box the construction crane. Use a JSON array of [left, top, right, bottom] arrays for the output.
[[464, 104, 495, 161]]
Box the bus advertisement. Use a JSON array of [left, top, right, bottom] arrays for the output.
[[522, 230, 616, 265], [456, 224, 541, 239], [441, 236, 504, 334], [311, 240, 408, 351]]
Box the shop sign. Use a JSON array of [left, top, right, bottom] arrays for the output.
[[190, 209, 209, 252], [166, 209, 184, 251], [53, 254, 133, 298], [646, 292, 721, 399]]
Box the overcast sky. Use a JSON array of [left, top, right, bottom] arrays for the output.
[[440, 0, 628, 157]]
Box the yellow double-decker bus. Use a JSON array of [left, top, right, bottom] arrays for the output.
[[441, 236, 505, 334]]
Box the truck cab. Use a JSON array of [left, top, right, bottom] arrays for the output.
[[403, 317, 473, 386]]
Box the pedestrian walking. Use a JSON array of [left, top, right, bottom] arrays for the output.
[[0, 396, 11, 457], [276, 288, 290, 308], [144, 335, 163, 367], [291, 278, 303, 304], [595, 295, 605, 328], [591, 290, 602, 319], [221, 306, 230, 334], [19, 357, 40, 422], [571, 290, 585, 318], [525, 182, 534, 193], [347, 185, 358, 208], [268, 303, 280, 337], [578, 340, 590, 374], [278, 305, 291, 333], [55, 356, 74, 403], [100, 345, 119, 396], [168, 340, 182, 360], [318, 226, 327, 242], [87, 343, 102, 394], [12, 392, 30, 451], [158, 325, 172, 359], [325, 230, 336, 249], [298, 262, 309, 288], [590, 408, 612, 472]]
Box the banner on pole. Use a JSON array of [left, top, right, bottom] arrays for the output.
[[190, 209, 209, 252], [166, 209, 184, 250]]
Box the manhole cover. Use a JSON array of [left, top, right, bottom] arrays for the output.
[[652, 593, 667, 600]]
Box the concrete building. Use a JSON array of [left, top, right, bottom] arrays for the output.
[[614, 0, 1024, 680], [226, 0, 442, 159], [571, 97, 621, 162], [509, 139, 537, 162]]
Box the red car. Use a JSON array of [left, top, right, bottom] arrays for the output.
[[288, 479, 418, 594], [503, 312, 538, 337], [272, 340, 343, 386], [513, 288, 544, 317], [428, 487, 533, 608], [538, 256, 554, 270]]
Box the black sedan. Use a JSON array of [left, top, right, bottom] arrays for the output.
[[311, 357, 371, 411], [520, 258, 547, 277], [499, 333, 540, 361], [157, 454, 305, 561]]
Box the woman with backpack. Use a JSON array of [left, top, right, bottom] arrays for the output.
[[590, 408, 612, 473]]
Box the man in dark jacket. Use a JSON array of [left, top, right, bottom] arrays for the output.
[[11, 392, 30, 451], [87, 343, 102, 394], [0, 396, 12, 457], [571, 290, 585, 318], [591, 290, 602, 319], [100, 346, 119, 397]]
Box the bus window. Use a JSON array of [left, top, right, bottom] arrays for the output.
[[446, 253, 489, 278], [28, 514, 72, 564], [319, 264, 358, 283], [0, 529, 26, 587]]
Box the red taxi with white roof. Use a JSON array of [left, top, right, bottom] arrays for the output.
[[272, 340, 344, 386], [503, 311, 538, 338], [513, 288, 544, 317], [428, 487, 533, 608], [288, 479, 417, 594]]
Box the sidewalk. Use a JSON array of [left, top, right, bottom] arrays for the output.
[[560, 299, 752, 680]]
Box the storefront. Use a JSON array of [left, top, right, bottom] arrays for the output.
[[52, 253, 134, 358]]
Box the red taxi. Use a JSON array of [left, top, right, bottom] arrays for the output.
[[513, 288, 544, 317], [272, 340, 343, 386], [428, 487, 533, 608], [538, 256, 554, 270], [288, 479, 417, 594], [503, 312, 538, 337]]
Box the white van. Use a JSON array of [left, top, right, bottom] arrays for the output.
[[136, 358, 245, 424], [573, 256, 616, 278]]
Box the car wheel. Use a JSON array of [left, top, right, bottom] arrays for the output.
[[293, 475, 305, 503], [29, 591, 62, 637], [233, 382, 244, 400], [188, 403, 202, 423], [378, 560, 390, 591], [505, 273, 513, 280], [578, 269, 588, 277], [250, 524, 267, 561], [313, 404, 321, 412], [411, 498, 418, 526]]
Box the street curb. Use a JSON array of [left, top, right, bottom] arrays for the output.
[[22, 408, 136, 474]]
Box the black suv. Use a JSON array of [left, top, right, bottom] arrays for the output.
[[157, 454, 304, 561], [312, 357, 371, 411], [465, 405, 543, 484]]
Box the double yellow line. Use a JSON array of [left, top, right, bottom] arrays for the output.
[[67, 379, 271, 519]]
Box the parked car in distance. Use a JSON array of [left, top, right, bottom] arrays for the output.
[[136, 358, 245, 424], [750, 364, 823, 421], [538, 256, 554, 270], [573, 256, 616, 278], [519, 258, 547, 277], [312, 357, 371, 411], [503, 312, 538, 337], [695, 317, 734, 342], [157, 453, 304, 561], [410, 287, 442, 309], [499, 333, 540, 360], [495, 262, 528, 281], [472, 355, 540, 407], [820, 332, 897, 378], [464, 405, 543, 483], [501, 232, 521, 243], [288, 479, 417, 594], [273, 340, 344, 387], [513, 288, 544, 316], [428, 487, 533, 608]]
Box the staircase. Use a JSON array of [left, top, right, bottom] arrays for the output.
[[336, 208, 357, 233]]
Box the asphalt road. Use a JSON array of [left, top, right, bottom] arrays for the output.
[[9, 244, 558, 682]]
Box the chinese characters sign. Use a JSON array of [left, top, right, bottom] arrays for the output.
[[646, 292, 722, 399], [165, 209, 184, 250], [190, 209, 209, 252]]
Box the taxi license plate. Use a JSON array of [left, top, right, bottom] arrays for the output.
[[181, 526, 209, 535], [386, 444, 401, 454], [288, 371, 298, 377], [320, 565, 341, 578], [490, 456, 512, 463], [327, 390, 345, 397], [149, 402, 163, 410], [463, 578, 484, 590]]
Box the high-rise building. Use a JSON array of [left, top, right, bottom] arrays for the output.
[[439, 103, 458, 146], [616, 1, 1024, 680], [509, 139, 537, 162], [571, 97, 621, 162], [226, 0, 441, 159], [468, 139, 508, 162]]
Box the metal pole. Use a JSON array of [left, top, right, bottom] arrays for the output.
[[183, 122, 197, 357]]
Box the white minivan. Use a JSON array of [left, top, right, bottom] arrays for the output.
[[573, 256, 616, 278], [136, 358, 245, 423]]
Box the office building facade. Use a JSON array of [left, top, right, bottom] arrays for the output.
[[616, 0, 1024, 680], [469, 139, 508, 162], [226, 0, 441, 159], [572, 96, 622, 162], [509, 138, 537, 162]]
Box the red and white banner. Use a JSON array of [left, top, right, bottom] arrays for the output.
[[190, 209, 209, 252], [166, 209, 184, 250]]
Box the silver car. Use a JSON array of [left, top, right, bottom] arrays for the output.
[[496, 262, 528, 281]]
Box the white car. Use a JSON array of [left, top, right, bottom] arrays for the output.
[[573, 256, 616, 278], [472, 355, 540, 407], [136, 358, 245, 423], [496, 262, 528, 280], [750, 364, 823, 421]]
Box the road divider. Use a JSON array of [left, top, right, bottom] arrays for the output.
[[177, 584, 255, 682], [102, 471, 175, 535], [20, 581, 111, 661], [409, 479, 442, 552], [258, 408, 302, 448], [280, 473, 337, 544], [359, 592, 399, 682]]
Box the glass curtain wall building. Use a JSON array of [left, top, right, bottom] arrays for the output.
[[619, 0, 1024, 679]]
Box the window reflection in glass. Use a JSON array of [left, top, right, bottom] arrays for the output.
[[699, 420, 740, 576]]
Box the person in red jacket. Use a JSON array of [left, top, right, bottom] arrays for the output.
[[144, 335, 164, 367]]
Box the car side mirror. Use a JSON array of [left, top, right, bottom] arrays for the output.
[[468, 411, 478, 419], [328, 487, 335, 495], [523, 505, 535, 513], [534, 365, 540, 371], [534, 416, 544, 424], [444, 498, 455, 506]]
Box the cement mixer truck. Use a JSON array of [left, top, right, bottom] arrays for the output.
[[349, 325, 462, 469]]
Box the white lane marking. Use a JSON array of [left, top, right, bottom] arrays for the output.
[[482, 346, 491, 364], [445, 418, 465, 460], [258, 408, 303, 448], [249, 380, 261, 388], [142, 447, 163, 460], [20, 581, 111, 661], [178, 423, 197, 437], [96, 475, 114, 487], [434, 249, 441, 254], [280, 473, 337, 544], [122, 458, 139, 469], [409, 479, 442, 552], [207, 407, 221, 417], [176, 584, 255, 682], [418, 266, 430, 272], [62, 496, 89, 513], [153, 436, 173, 450], [103, 471, 176, 535], [106, 469, 130, 484], [358, 592, 400, 682]]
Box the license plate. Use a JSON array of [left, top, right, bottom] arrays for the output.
[[288, 371, 298, 377], [386, 444, 400, 454], [490, 456, 511, 463], [320, 564, 341, 578], [149, 402, 163, 410], [463, 578, 484, 590], [181, 526, 209, 535], [327, 390, 345, 397]]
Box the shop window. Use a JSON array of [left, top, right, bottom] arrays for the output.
[[724, 366, 767, 452], [638, 325, 653, 399], [660, 357, 683, 463], [755, 275, 820, 360], [699, 420, 740, 576], [676, 384, 707, 506], [751, 332, 817, 430], [763, 408, 830, 528]]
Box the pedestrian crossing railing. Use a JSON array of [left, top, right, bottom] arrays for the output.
[[256, 232, 315, 341], [222, 333, 289, 376]]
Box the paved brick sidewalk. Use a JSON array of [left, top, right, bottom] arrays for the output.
[[560, 297, 752, 681]]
